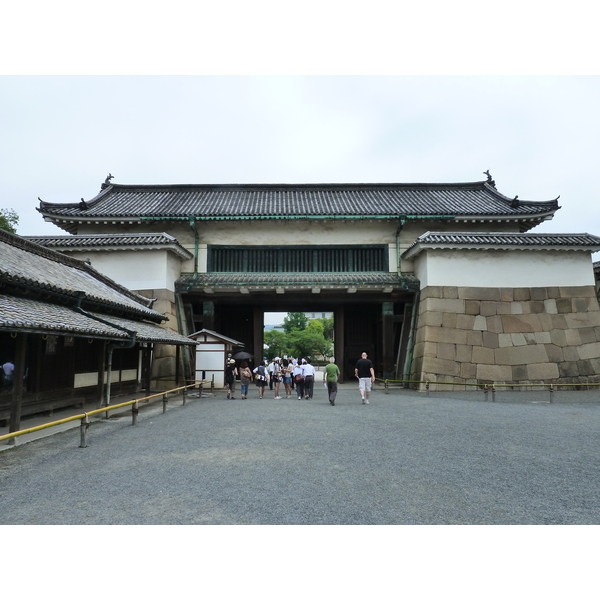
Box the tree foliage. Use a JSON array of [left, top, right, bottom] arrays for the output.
[[283, 312, 308, 334], [265, 313, 333, 362], [0, 208, 18, 234]]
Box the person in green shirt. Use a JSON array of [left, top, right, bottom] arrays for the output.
[[324, 357, 340, 406]]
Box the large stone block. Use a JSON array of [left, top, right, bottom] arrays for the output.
[[465, 300, 481, 315], [420, 297, 465, 314], [530, 301, 546, 314], [556, 298, 572, 314], [477, 364, 512, 381], [496, 302, 512, 315], [498, 333, 513, 347], [510, 302, 524, 315], [543, 299, 558, 314], [442, 286, 459, 299], [467, 330, 483, 346], [512, 364, 528, 380], [531, 288, 548, 301], [563, 346, 580, 361], [566, 312, 600, 329], [547, 286, 561, 299], [480, 301, 497, 316], [558, 362, 580, 378], [437, 342, 457, 361], [458, 287, 501, 301], [577, 342, 600, 361], [579, 327, 598, 344], [482, 331, 499, 349], [513, 288, 531, 301], [527, 363, 559, 380], [564, 329, 582, 346], [456, 344, 473, 362], [534, 331, 552, 344], [544, 344, 564, 363], [472, 346, 495, 364], [473, 315, 487, 331], [420, 286, 444, 300], [551, 314, 568, 330], [560, 285, 595, 298], [424, 326, 468, 345], [456, 314, 475, 330], [442, 312, 458, 329], [577, 360, 596, 376], [460, 363, 477, 379], [501, 315, 541, 333], [495, 344, 548, 366], [487, 316, 504, 334], [510, 333, 527, 346], [500, 288, 514, 302], [550, 329, 568, 347], [421, 356, 461, 377], [419, 311, 443, 327]]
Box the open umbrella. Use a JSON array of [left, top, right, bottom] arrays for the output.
[[232, 351, 253, 360]]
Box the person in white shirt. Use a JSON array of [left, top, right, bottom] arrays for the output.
[[2, 360, 14, 388], [293, 360, 305, 400], [302, 358, 316, 400]]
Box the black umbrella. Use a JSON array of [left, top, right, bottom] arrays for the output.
[[232, 351, 253, 360]]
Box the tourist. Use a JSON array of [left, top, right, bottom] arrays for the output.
[[239, 361, 252, 399], [253, 361, 269, 399], [225, 359, 238, 399], [282, 358, 293, 398], [2, 360, 14, 389], [324, 356, 340, 406], [302, 358, 316, 400], [293, 359, 305, 400], [354, 352, 375, 404], [272, 357, 282, 399]]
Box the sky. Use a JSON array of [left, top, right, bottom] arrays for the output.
[[2, 75, 600, 244], [2, 2, 598, 592]]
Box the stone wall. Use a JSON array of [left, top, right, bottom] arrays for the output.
[[411, 285, 600, 390]]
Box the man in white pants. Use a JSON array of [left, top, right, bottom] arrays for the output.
[[354, 352, 375, 404]]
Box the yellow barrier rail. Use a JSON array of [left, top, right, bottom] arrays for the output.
[[376, 377, 600, 402], [1, 379, 214, 447]]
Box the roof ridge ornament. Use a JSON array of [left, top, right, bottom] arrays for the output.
[[101, 173, 114, 189], [483, 170, 496, 188]]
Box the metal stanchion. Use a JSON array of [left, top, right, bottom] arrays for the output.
[[79, 415, 89, 448], [426, 381, 430, 397], [132, 400, 139, 425], [484, 384, 488, 401], [491, 384, 496, 402], [162, 393, 168, 413], [549, 384, 554, 403]]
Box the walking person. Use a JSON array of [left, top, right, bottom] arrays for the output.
[[225, 359, 238, 399], [253, 361, 269, 399], [302, 358, 316, 400], [267, 358, 275, 391], [324, 356, 340, 406], [354, 352, 375, 404], [239, 361, 252, 399], [293, 359, 305, 400], [282, 358, 293, 398], [272, 357, 283, 399]]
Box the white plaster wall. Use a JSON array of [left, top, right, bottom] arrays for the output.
[[413, 249, 595, 288], [81, 250, 181, 292]]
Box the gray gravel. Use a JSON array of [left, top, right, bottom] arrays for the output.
[[1, 384, 600, 524]]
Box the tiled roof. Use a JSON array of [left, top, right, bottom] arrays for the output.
[[402, 232, 600, 259], [24, 232, 193, 259], [177, 272, 419, 291], [0, 230, 196, 345], [37, 180, 560, 233], [0, 294, 196, 344], [0, 229, 162, 320]]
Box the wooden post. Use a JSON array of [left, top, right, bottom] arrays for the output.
[[8, 332, 28, 440]]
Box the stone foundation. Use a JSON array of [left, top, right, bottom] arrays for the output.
[[411, 285, 600, 390]]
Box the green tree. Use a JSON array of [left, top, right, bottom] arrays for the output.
[[263, 329, 288, 360], [283, 312, 308, 333], [0, 208, 18, 234]]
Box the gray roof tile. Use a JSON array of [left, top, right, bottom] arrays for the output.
[[38, 181, 560, 229], [402, 232, 600, 259]]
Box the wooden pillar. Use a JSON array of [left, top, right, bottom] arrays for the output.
[[9, 333, 28, 435], [203, 300, 215, 331], [253, 306, 264, 368], [144, 344, 153, 394], [334, 306, 345, 382], [96, 340, 106, 409], [382, 301, 394, 379]]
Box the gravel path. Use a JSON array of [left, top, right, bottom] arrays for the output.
[[1, 384, 599, 524]]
